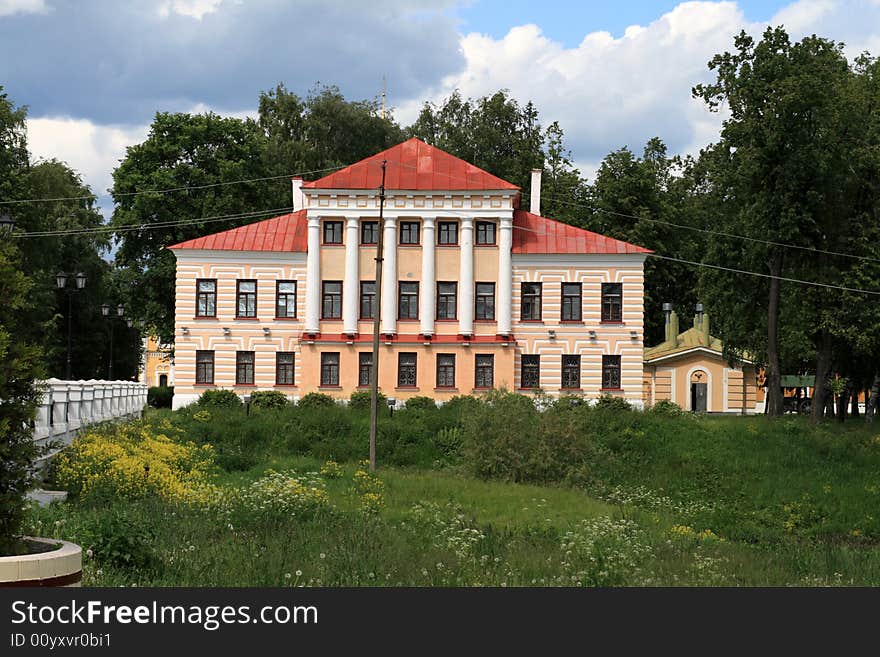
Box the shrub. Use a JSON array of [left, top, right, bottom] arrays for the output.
[[594, 395, 632, 412], [648, 399, 687, 417], [297, 392, 337, 410], [320, 460, 344, 479], [405, 396, 437, 411], [225, 470, 329, 519], [559, 517, 652, 586], [249, 390, 289, 409], [147, 386, 174, 408], [81, 507, 157, 571], [54, 420, 217, 503], [197, 389, 242, 408], [348, 390, 387, 412]]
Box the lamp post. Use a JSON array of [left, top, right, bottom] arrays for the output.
[[101, 303, 125, 380], [56, 271, 87, 379]]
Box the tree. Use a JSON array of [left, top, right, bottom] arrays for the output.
[[111, 112, 276, 343], [693, 28, 854, 417]]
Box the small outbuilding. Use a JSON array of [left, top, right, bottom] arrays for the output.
[[642, 305, 758, 414]]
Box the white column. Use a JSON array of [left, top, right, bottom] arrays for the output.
[[343, 216, 360, 335], [381, 217, 398, 334], [459, 216, 474, 336], [420, 217, 436, 336], [305, 215, 321, 333], [498, 216, 513, 335]]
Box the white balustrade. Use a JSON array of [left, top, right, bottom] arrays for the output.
[[31, 379, 148, 467]]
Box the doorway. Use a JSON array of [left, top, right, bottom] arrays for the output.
[[159, 374, 168, 387], [690, 370, 708, 412]]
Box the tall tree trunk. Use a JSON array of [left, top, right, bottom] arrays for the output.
[[851, 383, 860, 417], [836, 384, 848, 423], [866, 373, 880, 424], [810, 330, 833, 425], [765, 250, 784, 417]]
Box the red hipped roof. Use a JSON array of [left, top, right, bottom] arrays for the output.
[[303, 138, 519, 191], [512, 210, 651, 255], [167, 210, 308, 252]]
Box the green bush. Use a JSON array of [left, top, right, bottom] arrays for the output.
[[197, 389, 242, 408], [648, 399, 687, 417], [405, 396, 437, 411], [147, 386, 174, 408], [348, 390, 387, 412], [81, 507, 157, 571], [297, 392, 337, 410], [249, 390, 289, 409], [594, 395, 632, 412]]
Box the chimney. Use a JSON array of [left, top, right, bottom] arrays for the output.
[[666, 311, 679, 345], [694, 303, 709, 344], [292, 177, 306, 212], [530, 169, 542, 215], [663, 303, 673, 343]]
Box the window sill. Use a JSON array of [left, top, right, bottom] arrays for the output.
[[434, 318, 458, 323], [399, 243, 421, 248], [274, 317, 300, 321], [395, 386, 419, 391], [599, 321, 625, 326], [475, 244, 498, 248], [518, 320, 544, 324], [474, 319, 497, 324], [436, 244, 459, 248], [274, 385, 298, 389], [321, 243, 344, 247], [517, 387, 540, 392], [600, 388, 625, 393], [472, 387, 492, 392], [397, 319, 420, 323], [320, 317, 343, 321], [318, 385, 342, 390], [234, 317, 259, 321], [560, 320, 584, 325], [192, 316, 217, 320], [194, 383, 216, 387], [434, 387, 459, 393], [359, 243, 378, 248], [234, 384, 256, 387], [560, 388, 583, 392]]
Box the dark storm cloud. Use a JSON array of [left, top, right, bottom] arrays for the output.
[[0, 0, 465, 122]]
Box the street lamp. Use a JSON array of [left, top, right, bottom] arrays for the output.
[[56, 271, 87, 379], [0, 213, 15, 237], [101, 303, 125, 380]]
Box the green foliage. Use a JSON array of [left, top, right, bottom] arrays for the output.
[[404, 396, 437, 411], [249, 390, 289, 409], [297, 392, 337, 410], [0, 240, 44, 553], [594, 395, 632, 412], [197, 389, 242, 408], [147, 386, 174, 408], [648, 399, 687, 418], [81, 507, 157, 571], [348, 390, 387, 412]]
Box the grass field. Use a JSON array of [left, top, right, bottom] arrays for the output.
[[28, 400, 880, 587]]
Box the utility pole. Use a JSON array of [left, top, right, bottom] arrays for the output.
[[381, 75, 386, 120], [369, 160, 387, 472]]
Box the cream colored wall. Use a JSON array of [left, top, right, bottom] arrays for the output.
[[645, 353, 758, 413], [142, 336, 173, 387]]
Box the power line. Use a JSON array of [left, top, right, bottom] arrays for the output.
[[0, 165, 346, 206]]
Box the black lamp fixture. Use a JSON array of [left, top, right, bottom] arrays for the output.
[[56, 271, 87, 379], [0, 213, 14, 236]]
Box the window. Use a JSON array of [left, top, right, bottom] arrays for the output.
[[562, 355, 581, 389], [195, 350, 214, 384], [602, 355, 622, 390], [476, 221, 497, 245], [398, 353, 417, 387], [361, 221, 378, 245], [276, 281, 296, 318], [196, 279, 216, 317], [475, 282, 495, 321], [400, 221, 420, 245], [437, 221, 458, 245], [521, 282, 542, 321], [322, 281, 342, 319], [436, 282, 457, 320], [436, 354, 456, 388], [323, 221, 343, 244], [360, 281, 375, 320], [562, 283, 582, 321], [236, 280, 257, 318], [398, 282, 419, 320], [601, 283, 623, 323], [358, 352, 372, 387], [521, 355, 540, 389], [475, 354, 494, 388], [321, 352, 340, 386], [236, 351, 255, 385], [276, 352, 294, 385]]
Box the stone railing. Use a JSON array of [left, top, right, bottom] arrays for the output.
[[32, 379, 147, 466]]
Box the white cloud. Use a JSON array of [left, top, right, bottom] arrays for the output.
[[157, 0, 224, 20], [397, 0, 880, 181], [26, 117, 149, 206], [0, 0, 47, 17]]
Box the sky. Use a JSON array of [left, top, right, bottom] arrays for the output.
[[2, 0, 880, 220]]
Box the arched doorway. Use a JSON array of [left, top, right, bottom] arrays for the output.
[[690, 370, 708, 412], [159, 373, 168, 387]]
